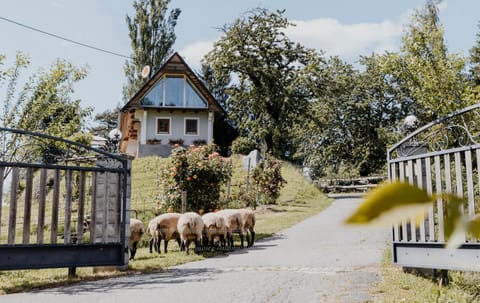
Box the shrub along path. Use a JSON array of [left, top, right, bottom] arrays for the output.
[[2, 197, 389, 303]]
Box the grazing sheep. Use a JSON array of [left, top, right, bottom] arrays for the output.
[[238, 208, 256, 247], [216, 209, 245, 248], [202, 212, 227, 248], [129, 218, 144, 260], [177, 212, 204, 254], [148, 213, 182, 254]]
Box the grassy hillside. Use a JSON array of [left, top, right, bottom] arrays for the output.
[[130, 155, 331, 236]]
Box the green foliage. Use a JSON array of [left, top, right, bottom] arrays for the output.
[[251, 155, 287, 205], [295, 0, 471, 178], [123, 0, 181, 102], [0, 53, 92, 163], [157, 144, 232, 212], [231, 136, 258, 155], [380, 0, 470, 123], [204, 8, 324, 159], [293, 55, 400, 177]]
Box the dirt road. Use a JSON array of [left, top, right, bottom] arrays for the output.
[[3, 197, 389, 303]]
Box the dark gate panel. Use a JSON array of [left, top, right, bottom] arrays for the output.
[[0, 128, 131, 270]]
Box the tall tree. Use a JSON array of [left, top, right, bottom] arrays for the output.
[[204, 8, 323, 158], [382, 0, 469, 123], [123, 0, 181, 102]]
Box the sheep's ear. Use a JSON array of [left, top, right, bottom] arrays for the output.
[[344, 182, 432, 227]]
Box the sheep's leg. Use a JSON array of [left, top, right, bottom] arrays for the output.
[[240, 233, 245, 248], [219, 234, 226, 248], [153, 237, 159, 253], [185, 239, 191, 254], [176, 238, 182, 250], [205, 235, 210, 248], [130, 241, 138, 260], [246, 232, 251, 248], [228, 233, 234, 248], [226, 232, 231, 248], [164, 239, 169, 254], [194, 238, 200, 253], [149, 238, 154, 253], [249, 229, 255, 247]]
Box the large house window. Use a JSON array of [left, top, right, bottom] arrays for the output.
[[140, 78, 164, 106], [185, 118, 199, 136], [165, 77, 184, 106], [140, 75, 208, 108], [157, 117, 171, 134]]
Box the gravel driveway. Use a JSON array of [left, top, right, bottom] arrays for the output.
[[3, 197, 389, 303]]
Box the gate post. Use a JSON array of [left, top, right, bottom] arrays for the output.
[[92, 155, 132, 271]]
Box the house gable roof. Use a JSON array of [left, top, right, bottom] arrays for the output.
[[121, 52, 223, 113]]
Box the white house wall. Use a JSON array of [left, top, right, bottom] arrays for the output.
[[145, 110, 209, 145]]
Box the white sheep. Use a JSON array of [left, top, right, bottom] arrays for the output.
[[202, 212, 227, 248], [129, 218, 144, 260], [148, 213, 182, 254], [177, 212, 204, 254], [216, 209, 245, 248], [238, 209, 256, 247]]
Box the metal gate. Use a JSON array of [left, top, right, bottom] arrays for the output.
[[388, 104, 480, 271], [0, 128, 131, 270]]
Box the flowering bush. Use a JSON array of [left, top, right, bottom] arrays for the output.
[[157, 144, 232, 212], [251, 155, 287, 205]]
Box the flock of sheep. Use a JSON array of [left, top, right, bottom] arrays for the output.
[[128, 208, 256, 259]]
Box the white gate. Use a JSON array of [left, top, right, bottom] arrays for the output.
[[388, 103, 480, 271]]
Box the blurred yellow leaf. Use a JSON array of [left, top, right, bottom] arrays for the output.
[[466, 214, 480, 240], [443, 194, 465, 247], [345, 182, 433, 226]]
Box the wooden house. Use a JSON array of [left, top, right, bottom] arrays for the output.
[[119, 52, 234, 158]]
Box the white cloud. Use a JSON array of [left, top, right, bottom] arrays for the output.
[[179, 17, 405, 67], [286, 18, 403, 60], [179, 40, 215, 71]]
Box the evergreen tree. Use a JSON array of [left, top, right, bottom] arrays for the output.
[[123, 0, 181, 102]]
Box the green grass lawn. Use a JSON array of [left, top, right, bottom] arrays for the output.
[[0, 155, 331, 294], [372, 248, 480, 302]]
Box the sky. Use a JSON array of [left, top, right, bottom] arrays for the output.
[[1, 0, 480, 126]]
